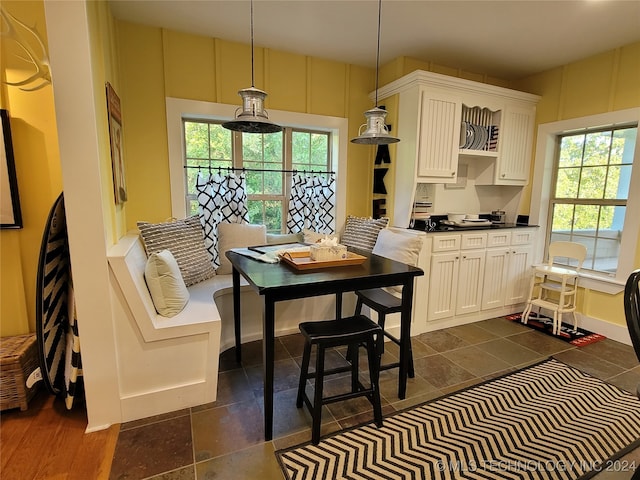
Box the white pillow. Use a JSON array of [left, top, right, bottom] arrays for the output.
[[144, 249, 190, 317], [217, 223, 267, 274], [372, 229, 423, 295]]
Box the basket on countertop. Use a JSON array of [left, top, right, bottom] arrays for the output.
[[0, 334, 40, 411]]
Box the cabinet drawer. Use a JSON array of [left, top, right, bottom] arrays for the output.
[[432, 234, 461, 252], [461, 232, 487, 250], [511, 229, 535, 245], [487, 231, 512, 248]]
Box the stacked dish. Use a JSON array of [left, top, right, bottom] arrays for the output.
[[459, 122, 498, 151]]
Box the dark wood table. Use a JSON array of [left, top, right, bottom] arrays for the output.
[[226, 248, 424, 440]]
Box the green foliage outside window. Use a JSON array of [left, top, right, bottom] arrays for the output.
[[183, 120, 331, 231], [551, 125, 636, 273]]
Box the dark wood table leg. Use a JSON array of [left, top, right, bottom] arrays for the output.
[[398, 278, 414, 399], [262, 296, 276, 441], [232, 267, 242, 364]]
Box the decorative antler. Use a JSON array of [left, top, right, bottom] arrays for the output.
[[1, 7, 51, 91]]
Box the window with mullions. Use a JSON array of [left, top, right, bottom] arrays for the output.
[[549, 125, 637, 274], [183, 120, 331, 233]]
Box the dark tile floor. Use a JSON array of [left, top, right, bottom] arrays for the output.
[[109, 317, 640, 480]]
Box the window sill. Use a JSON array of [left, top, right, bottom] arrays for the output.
[[579, 272, 626, 295]]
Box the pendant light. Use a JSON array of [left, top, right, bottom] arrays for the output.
[[222, 0, 282, 134], [351, 0, 399, 145]]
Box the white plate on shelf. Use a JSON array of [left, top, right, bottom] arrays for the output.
[[459, 121, 472, 148]]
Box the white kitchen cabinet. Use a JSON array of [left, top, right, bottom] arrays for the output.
[[482, 233, 534, 311], [416, 227, 536, 332], [416, 90, 462, 182], [476, 105, 536, 186], [505, 245, 533, 305], [427, 251, 460, 321], [481, 247, 510, 311], [377, 70, 539, 228], [456, 250, 486, 315], [427, 232, 487, 321]]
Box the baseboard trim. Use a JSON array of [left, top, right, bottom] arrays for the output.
[[119, 380, 217, 423]]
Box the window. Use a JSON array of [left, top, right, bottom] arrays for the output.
[[531, 108, 640, 293], [549, 125, 637, 274], [182, 120, 332, 233]]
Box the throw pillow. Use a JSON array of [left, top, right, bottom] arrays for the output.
[[372, 228, 423, 295], [341, 216, 389, 251], [137, 216, 216, 287], [144, 249, 190, 317], [217, 223, 267, 274]]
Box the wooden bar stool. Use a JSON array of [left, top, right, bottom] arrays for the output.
[[355, 288, 415, 377], [296, 315, 383, 445]]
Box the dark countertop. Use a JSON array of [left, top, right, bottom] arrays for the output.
[[409, 215, 539, 233]]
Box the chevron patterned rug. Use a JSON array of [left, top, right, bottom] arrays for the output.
[[276, 358, 640, 480]]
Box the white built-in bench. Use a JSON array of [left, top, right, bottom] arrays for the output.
[[107, 233, 342, 423]]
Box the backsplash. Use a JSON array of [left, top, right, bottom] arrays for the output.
[[414, 159, 525, 224]]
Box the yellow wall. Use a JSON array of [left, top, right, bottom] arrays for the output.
[[0, 0, 122, 336], [115, 22, 375, 230], [510, 42, 640, 328], [0, 1, 62, 336]]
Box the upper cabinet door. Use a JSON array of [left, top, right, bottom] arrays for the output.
[[495, 105, 536, 184], [416, 89, 462, 183]]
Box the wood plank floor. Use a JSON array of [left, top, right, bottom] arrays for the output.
[[0, 388, 119, 480]]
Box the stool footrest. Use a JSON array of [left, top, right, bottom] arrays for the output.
[[303, 364, 353, 379], [322, 384, 373, 405]]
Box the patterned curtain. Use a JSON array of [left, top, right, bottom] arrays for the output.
[[286, 173, 335, 234], [196, 171, 248, 268]]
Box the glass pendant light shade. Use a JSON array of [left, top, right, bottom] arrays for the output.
[[222, 1, 282, 134], [351, 107, 399, 144], [351, 0, 400, 145], [222, 87, 282, 133]]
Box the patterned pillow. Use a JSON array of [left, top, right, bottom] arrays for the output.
[[137, 216, 216, 286], [341, 216, 389, 251]]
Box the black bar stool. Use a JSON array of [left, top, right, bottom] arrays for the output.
[[296, 315, 384, 445], [355, 288, 415, 377]]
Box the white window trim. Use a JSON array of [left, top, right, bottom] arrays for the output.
[[529, 107, 640, 294], [165, 97, 348, 235]]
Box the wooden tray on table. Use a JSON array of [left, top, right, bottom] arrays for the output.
[[279, 251, 367, 270]]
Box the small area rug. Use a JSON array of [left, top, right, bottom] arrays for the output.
[[505, 312, 606, 346], [276, 358, 640, 480]]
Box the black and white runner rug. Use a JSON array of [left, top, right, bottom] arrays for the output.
[[277, 358, 640, 480]]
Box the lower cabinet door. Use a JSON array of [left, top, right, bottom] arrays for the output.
[[505, 246, 532, 305], [481, 248, 510, 310], [456, 250, 486, 315], [428, 252, 459, 321]]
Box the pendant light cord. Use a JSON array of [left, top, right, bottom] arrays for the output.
[[250, 0, 255, 88], [374, 0, 382, 106]]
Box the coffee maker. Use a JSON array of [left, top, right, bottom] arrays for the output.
[[490, 210, 506, 224]]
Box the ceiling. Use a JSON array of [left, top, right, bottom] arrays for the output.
[[108, 0, 640, 81]]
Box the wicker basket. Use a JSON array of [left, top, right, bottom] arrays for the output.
[[0, 334, 40, 411]]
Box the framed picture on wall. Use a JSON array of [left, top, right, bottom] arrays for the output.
[[106, 82, 127, 204], [1, 109, 23, 229]]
